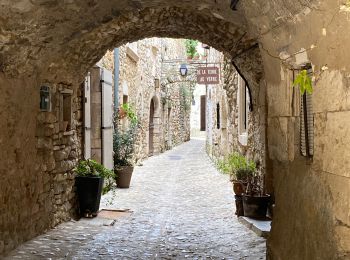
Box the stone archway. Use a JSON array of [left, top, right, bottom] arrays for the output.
[[0, 1, 349, 259]]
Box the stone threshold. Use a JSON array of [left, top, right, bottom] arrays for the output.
[[238, 216, 271, 238], [77, 209, 132, 226]]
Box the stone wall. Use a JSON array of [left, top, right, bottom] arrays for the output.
[[240, 1, 350, 259], [115, 38, 190, 162], [1, 1, 349, 259], [0, 77, 81, 255], [206, 53, 267, 185]]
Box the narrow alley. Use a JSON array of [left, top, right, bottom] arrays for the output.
[[5, 139, 266, 259]]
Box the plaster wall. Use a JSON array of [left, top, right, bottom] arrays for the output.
[[240, 1, 350, 258], [190, 84, 206, 137]]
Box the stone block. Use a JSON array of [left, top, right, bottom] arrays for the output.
[[0, 240, 4, 254], [313, 70, 350, 113], [325, 174, 350, 226], [321, 111, 350, 178], [45, 113, 57, 124], [267, 117, 288, 162], [37, 137, 53, 150]]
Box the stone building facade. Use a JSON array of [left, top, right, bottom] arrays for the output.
[[83, 38, 191, 167], [119, 38, 189, 161], [205, 51, 267, 188], [112, 38, 191, 162]]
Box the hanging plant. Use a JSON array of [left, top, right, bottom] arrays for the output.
[[293, 69, 313, 95]]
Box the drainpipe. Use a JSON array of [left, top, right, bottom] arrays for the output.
[[114, 48, 120, 113]]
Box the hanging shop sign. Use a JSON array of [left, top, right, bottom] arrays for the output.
[[197, 67, 220, 85]]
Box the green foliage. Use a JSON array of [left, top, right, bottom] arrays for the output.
[[113, 122, 138, 167], [185, 39, 199, 59], [217, 152, 256, 181], [293, 69, 313, 95], [74, 159, 115, 194], [180, 85, 191, 112], [120, 103, 138, 125]]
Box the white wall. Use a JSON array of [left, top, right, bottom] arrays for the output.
[[190, 84, 206, 138]]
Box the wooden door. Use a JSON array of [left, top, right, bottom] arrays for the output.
[[200, 95, 206, 131], [149, 99, 155, 156]]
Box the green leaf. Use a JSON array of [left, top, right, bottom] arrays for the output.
[[292, 69, 313, 95]]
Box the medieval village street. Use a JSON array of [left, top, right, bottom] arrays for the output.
[[5, 139, 266, 259]]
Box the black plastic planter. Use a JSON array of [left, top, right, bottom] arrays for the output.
[[242, 194, 270, 219], [75, 176, 104, 217], [234, 195, 244, 217]]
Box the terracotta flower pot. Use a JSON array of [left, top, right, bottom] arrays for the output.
[[118, 108, 127, 119], [115, 166, 134, 188], [232, 181, 245, 195]]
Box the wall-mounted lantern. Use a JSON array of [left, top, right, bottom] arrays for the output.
[[230, 0, 239, 10], [40, 85, 51, 112], [179, 64, 188, 77], [202, 43, 210, 50]]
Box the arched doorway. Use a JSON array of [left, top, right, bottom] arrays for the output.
[[149, 98, 155, 156], [148, 96, 160, 156]]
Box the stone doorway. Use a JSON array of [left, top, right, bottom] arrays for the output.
[[149, 98, 155, 156], [149, 96, 160, 156]]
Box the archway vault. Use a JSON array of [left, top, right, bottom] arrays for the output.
[[0, 3, 262, 89]]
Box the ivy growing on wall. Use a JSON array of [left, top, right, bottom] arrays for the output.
[[180, 84, 192, 112]]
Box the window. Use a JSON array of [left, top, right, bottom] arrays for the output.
[[200, 95, 206, 131], [216, 103, 220, 129], [238, 75, 249, 146], [123, 95, 128, 105], [40, 85, 51, 112], [60, 89, 73, 132], [122, 95, 128, 130]]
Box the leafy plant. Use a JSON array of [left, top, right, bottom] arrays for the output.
[[119, 103, 138, 125], [217, 152, 256, 181], [113, 122, 138, 168], [245, 170, 264, 196], [293, 69, 313, 95], [185, 39, 199, 59], [74, 159, 115, 194], [180, 85, 191, 112], [217, 152, 263, 196]]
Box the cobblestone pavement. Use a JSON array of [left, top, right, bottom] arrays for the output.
[[5, 139, 266, 259]]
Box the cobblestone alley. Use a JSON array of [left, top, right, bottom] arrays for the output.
[[5, 139, 266, 259]]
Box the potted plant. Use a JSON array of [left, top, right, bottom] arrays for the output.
[[217, 152, 255, 195], [118, 103, 137, 120], [217, 152, 255, 217], [242, 167, 270, 219], [113, 104, 138, 188], [74, 159, 115, 218]]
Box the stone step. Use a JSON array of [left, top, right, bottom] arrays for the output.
[[238, 216, 271, 238]]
